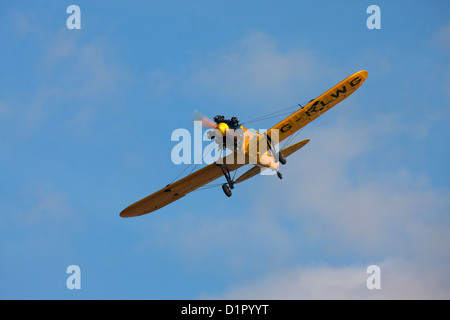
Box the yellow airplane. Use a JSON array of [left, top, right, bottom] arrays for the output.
[[120, 70, 368, 218]]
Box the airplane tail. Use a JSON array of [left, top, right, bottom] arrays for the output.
[[235, 139, 310, 184]]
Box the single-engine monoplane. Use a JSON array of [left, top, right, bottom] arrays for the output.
[[120, 71, 368, 217]]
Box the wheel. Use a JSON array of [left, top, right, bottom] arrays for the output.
[[278, 152, 286, 165], [222, 183, 232, 197], [277, 171, 283, 179]]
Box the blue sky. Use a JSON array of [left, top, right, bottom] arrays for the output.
[[1, 0, 449, 299]]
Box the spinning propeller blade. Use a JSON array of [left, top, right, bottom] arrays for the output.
[[192, 111, 217, 129]]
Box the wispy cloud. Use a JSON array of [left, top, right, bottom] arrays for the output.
[[431, 24, 450, 106], [282, 117, 450, 253], [5, 25, 131, 135], [432, 24, 450, 51], [0, 183, 79, 265], [21, 190, 74, 224], [10, 10, 39, 38], [209, 111, 450, 299], [189, 32, 329, 105], [147, 32, 334, 108], [0, 101, 13, 117], [148, 109, 450, 299], [215, 258, 450, 299]]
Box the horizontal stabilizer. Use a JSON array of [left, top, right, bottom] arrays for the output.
[[235, 139, 310, 184]]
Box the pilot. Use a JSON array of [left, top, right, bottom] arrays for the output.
[[230, 116, 239, 127]]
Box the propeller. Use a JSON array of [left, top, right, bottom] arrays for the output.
[[192, 111, 217, 129]]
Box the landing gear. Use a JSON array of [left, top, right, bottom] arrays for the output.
[[216, 162, 235, 197], [277, 171, 283, 179], [222, 184, 232, 197]]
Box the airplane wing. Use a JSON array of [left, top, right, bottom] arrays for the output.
[[120, 153, 245, 217], [267, 70, 368, 144], [235, 139, 310, 184]]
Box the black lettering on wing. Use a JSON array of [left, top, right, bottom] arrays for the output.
[[330, 86, 347, 98], [350, 77, 361, 87], [280, 123, 292, 133]]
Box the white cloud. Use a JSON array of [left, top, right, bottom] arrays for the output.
[[147, 208, 298, 272], [0, 185, 82, 267], [10, 11, 36, 38], [27, 191, 73, 223], [432, 24, 450, 51], [216, 258, 450, 299], [8, 185, 75, 224], [0, 101, 13, 117], [207, 111, 450, 299], [187, 32, 331, 105], [431, 25, 450, 106], [280, 117, 450, 254], [5, 27, 131, 135], [42, 30, 131, 99]]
